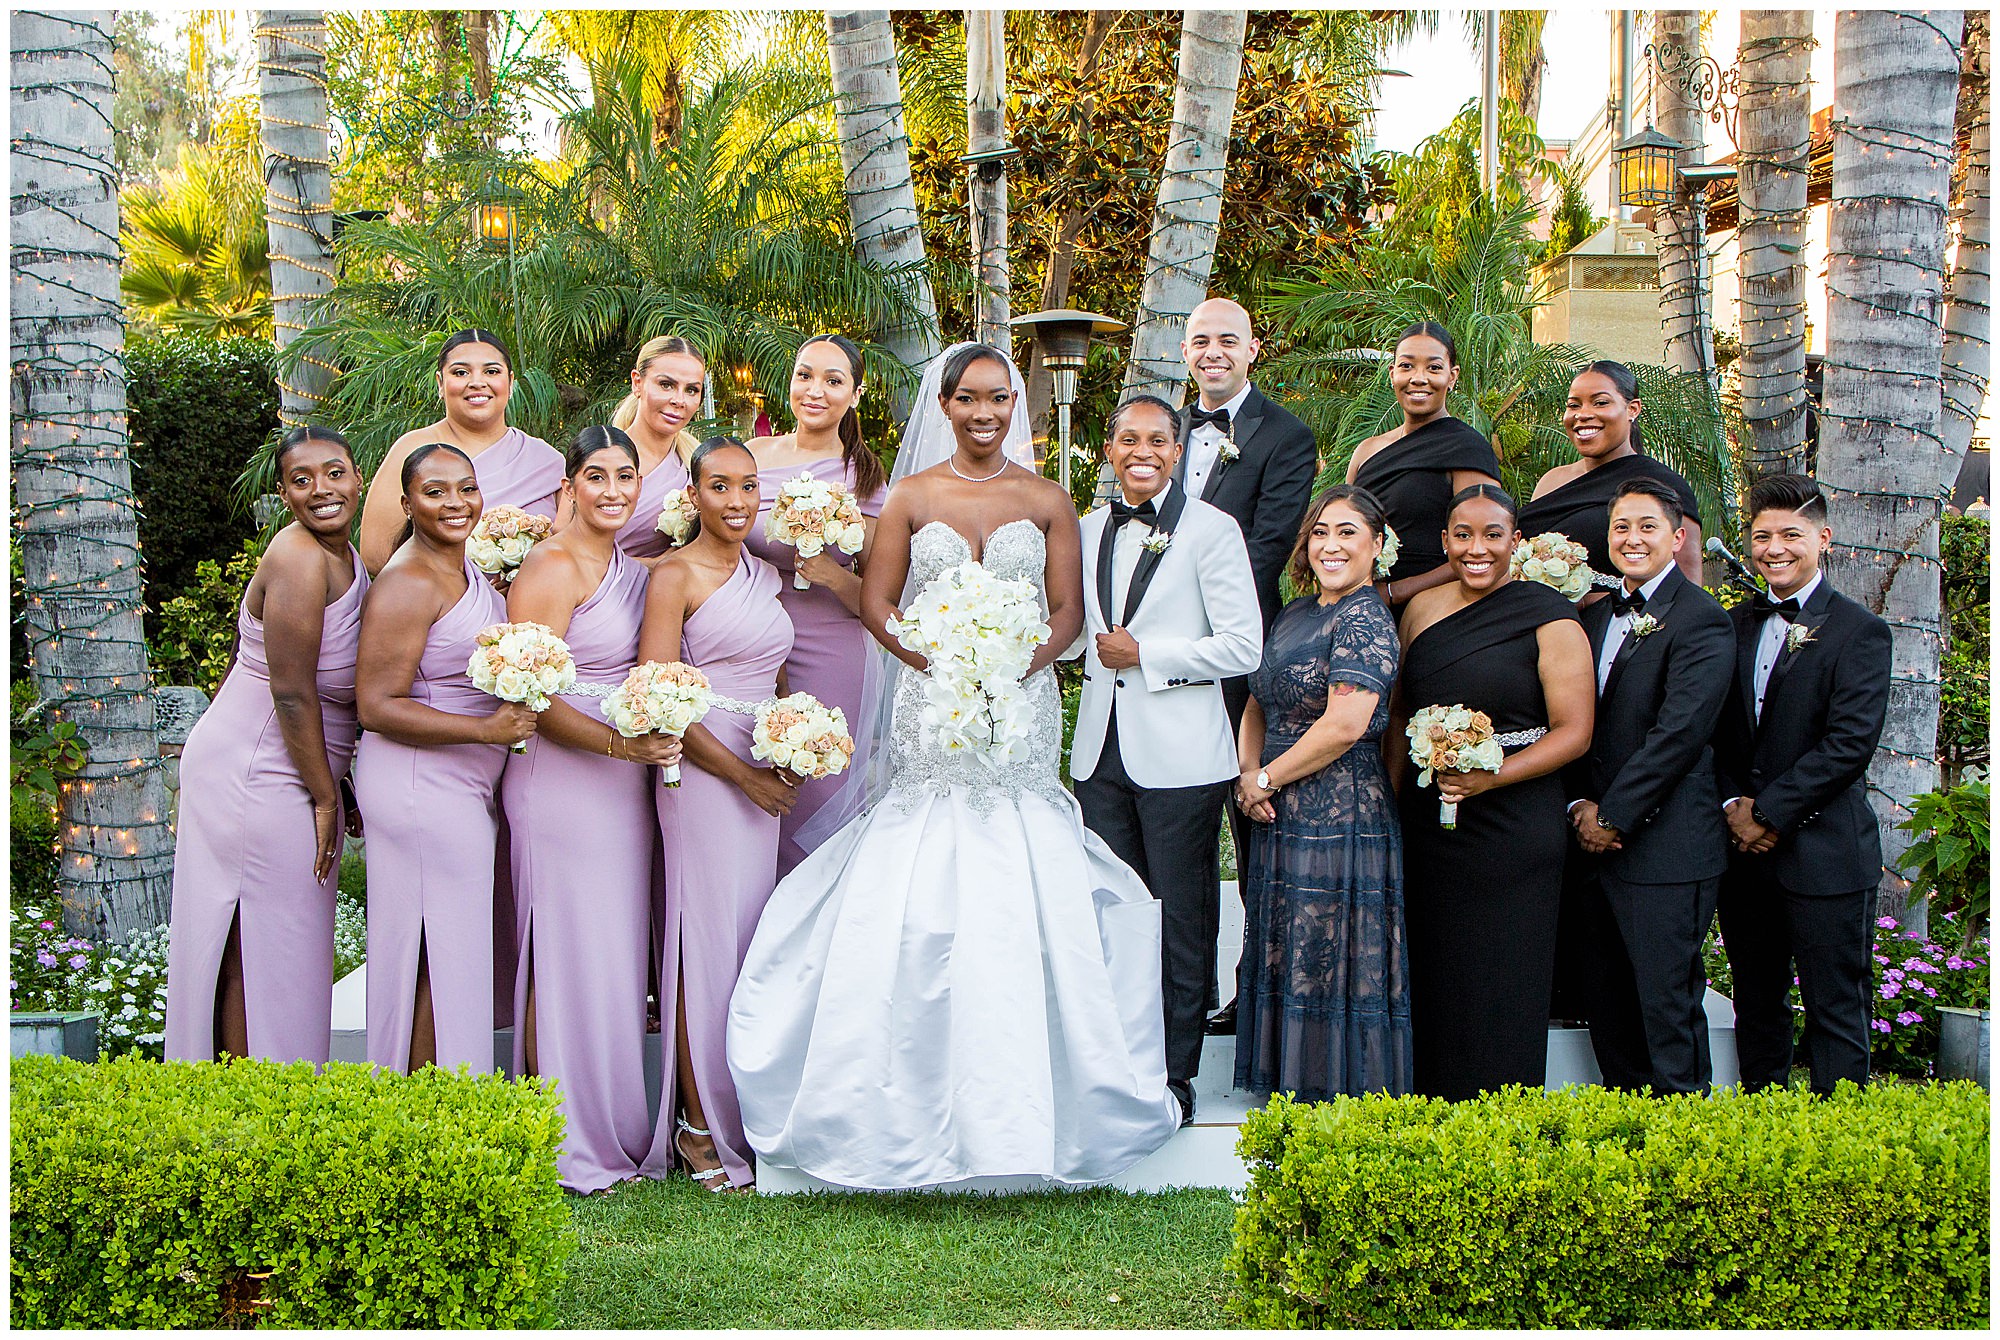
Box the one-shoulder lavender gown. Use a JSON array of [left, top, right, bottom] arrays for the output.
[[472, 425, 567, 1027], [616, 449, 691, 561], [472, 426, 566, 520], [164, 547, 369, 1064], [502, 550, 663, 1192], [645, 550, 794, 1188], [355, 558, 509, 1074], [745, 456, 885, 876]]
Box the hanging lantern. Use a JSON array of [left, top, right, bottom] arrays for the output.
[[1612, 124, 1687, 210]]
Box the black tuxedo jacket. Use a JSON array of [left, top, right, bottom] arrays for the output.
[[1175, 383, 1318, 632], [1566, 567, 1735, 884], [1714, 580, 1893, 896]]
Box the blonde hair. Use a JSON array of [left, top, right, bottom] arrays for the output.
[[613, 334, 706, 462]]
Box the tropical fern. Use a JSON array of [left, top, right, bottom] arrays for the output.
[[119, 127, 271, 339]]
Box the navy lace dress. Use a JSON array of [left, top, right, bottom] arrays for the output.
[[1235, 587, 1411, 1099]]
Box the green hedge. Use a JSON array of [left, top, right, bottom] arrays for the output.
[[10, 1054, 574, 1327], [1229, 1084, 1989, 1328], [127, 336, 278, 632]]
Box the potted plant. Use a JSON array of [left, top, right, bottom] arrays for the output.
[[1899, 778, 1991, 1086]]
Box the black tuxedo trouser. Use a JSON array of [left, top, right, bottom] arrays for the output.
[[1583, 870, 1719, 1094], [1717, 872, 1875, 1095], [1076, 710, 1230, 1088]]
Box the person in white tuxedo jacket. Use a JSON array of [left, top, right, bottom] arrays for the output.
[[1069, 395, 1263, 1125]]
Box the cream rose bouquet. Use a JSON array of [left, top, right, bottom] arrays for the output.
[[1405, 703, 1505, 829], [604, 660, 712, 786], [467, 621, 577, 752], [752, 692, 855, 780], [765, 473, 866, 589], [655, 492, 700, 548], [1376, 525, 1401, 580], [887, 559, 1051, 769], [1510, 532, 1595, 600], [467, 505, 554, 579]]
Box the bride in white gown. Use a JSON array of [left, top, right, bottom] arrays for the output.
[[727, 342, 1183, 1189]]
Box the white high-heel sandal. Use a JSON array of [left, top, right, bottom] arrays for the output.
[[675, 1116, 731, 1190]]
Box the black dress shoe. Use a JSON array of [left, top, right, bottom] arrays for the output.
[[1205, 1000, 1238, 1036], [1168, 1080, 1195, 1127]]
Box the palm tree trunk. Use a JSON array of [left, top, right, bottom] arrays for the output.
[[1941, 10, 1990, 496], [1735, 10, 1814, 476], [11, 11, 176, 940], [826, 10, 942, 417], [1122, 8, 1248, 403], [1822, 8, 1964, 926], [1024, 10, 1121, 438], [1652, 10, 1716, 381], [257, 11, 335, 424], [966, 9, 1011, 355]]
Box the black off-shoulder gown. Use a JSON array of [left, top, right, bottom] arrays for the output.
[[1515, 453, 1704, 582], [1399, 578, 1582, 1101]]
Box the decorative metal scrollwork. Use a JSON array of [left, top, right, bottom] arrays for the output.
[[1645, 40, 1741, 145]]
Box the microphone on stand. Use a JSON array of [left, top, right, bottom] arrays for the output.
[[1705, 536, 1762, 592]]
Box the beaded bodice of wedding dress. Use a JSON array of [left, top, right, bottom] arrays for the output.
[[885, 519, 1067, 812]]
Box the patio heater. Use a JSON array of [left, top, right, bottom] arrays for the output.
[[1009, 308, 1126, 494]]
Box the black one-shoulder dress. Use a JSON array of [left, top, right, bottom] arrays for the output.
[[1353, 417, 1502, 588], [1516, 453, 1703, 584], [1399, 578, 1581, 1101]]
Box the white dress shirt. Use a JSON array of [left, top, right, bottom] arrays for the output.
[[1753, 571, 1821, 722], [1595, 566, 1675, 692], [1184, 383, 1253, 501], [1111, 479, 1172, 616]]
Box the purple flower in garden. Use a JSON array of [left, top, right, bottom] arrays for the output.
[[1872, 1019, 1893, 1033], [39, 920, 54, 931], [1874, 954, 1890, 966], [67, 954, 88, 970], [36, 950, 56, 968], [1886, 967, 1906, 980], [1876, 915, 1899, 930], [1897, 1010, 1924, 1026], [1923, 985, 1938, 998], [1947, 956, 1968, 971], [1881, 982, 1901, 999]]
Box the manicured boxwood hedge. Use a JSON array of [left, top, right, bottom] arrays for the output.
[[10, 1054, 574, 1327], [126, 335, 278, 632], [1229, 1083, 1989, 1329]]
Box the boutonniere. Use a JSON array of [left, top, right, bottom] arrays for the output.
[[1215, 423, 1240, 464], [1628, 613, 1662, 640], [1783, 622, 1816, 654], [1140, 527, 1173, 555], [1375, 526, 1400, 579]]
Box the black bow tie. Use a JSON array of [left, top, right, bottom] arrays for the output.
[[1611, 588, 1648, 616], [1189, 405, 1231, 431], [1753, 592, 1804, 622], [1109, 496, 1159, 526]]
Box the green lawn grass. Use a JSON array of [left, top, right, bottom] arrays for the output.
[[555, 1177, 1240, 1329]]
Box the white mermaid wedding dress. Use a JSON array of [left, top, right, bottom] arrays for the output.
[[727, 519, 1183, 1189]]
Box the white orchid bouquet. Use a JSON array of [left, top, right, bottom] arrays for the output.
[[766, 472, 867, 589], [1510, 531, 1595, 600], [467, 621, 577, 752], [1405, 703, 1504, 829], [467, 505, 554, 579], [888, 559, 1051, 769], [752, 691, 855, 781], [604, 660, 713, 786], [655, 492, 700, 548]]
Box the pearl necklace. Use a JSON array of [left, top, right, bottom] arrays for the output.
[[948, 455, 1009, 483]]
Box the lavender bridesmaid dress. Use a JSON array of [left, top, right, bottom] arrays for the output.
[[745, 456, 885, 875], [163, 548, 369, 1064], [355, 558, 509, 1074], [616, 450, 691, 561], [645, 550, 794, 1188], [502, 550, 664, 1192], [471, 426, 566, 520]]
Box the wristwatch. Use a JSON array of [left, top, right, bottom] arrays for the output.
[[1256, 769, 1276, 793]]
